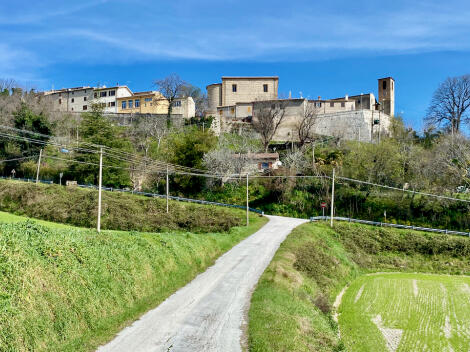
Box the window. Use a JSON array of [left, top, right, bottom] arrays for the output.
[[100, 91, 107, 97], [71, 98, 74, 103], [219, 110, 223, 116], [330, 102, 334, 107], [107, 102, 111, 107], [109, 90, 116, 96], [94, 92, 98, 98], [122, 101, 127, 109], [110, 101, 115, 107], [128, 100, 133, 108], [173, 100, 181, 107], [84, 96, 87, 101], [230, 107, 235, 114], [315, 102, 321, 107], [83, 105, 87, 110], [59, 99, 62, 104], [100, 103, 106, 108], [71, 108, 74, 111], [145, 98, 152, 102], [135, 99, 140, 107], [232, 84, 237, 92], [383, 81, 387, 90], [341, 102, 345, 107], [263, 84, 268, 92]]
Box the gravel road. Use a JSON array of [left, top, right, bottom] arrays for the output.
[[97, 215, 307, 352]]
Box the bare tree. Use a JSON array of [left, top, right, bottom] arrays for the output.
[[154, 74, 187, 126], [252, 101, 287, 152], [425, 74, 470, 134], [180, 84, 208, 117], [296, 102, 318, 146], [0, 78, 16, 94]]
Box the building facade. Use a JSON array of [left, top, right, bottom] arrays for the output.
[[209, 76, 395, 143], [44, 87, 94, 113], [117, 92, 195, 118], [206, 76, 279, 117], [93, 86, 133, 113]]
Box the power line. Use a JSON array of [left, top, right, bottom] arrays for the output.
[[0, 155, 38, 163], [337, 176, 470, 204]]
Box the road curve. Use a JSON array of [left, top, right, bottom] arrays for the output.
[[97, 215, 307, 352]]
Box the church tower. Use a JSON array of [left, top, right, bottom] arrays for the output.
[[377, 77, 395, 116]]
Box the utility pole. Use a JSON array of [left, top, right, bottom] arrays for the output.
[[330, 168, 335, 228], [97, 147, 103, 233], [36, 149, 43, 184], [246, 173, 249, 226], [166, 164, 169, 213], [312, 143, 315, 168]]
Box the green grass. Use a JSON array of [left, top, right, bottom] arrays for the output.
[[0, 179, 245, 233], [0, 210, 73, 229], [339, 273, 470, 351], [248, 222, 470, 351], [0, 214, 267, 352]]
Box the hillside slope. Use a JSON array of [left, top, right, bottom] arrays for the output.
[[248, 222, 470, 351], [0, 179, 244, 232], [0, 215, 266, 351]]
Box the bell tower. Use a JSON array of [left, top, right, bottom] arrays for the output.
[[378, 77, 395, 116]]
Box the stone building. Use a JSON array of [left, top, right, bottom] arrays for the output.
[[208, 76, 395, 143], [43, 86, 94, 113], [206, 76, 279, 118]]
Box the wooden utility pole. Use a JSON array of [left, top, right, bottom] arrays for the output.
[[330, 168, 335, 228], [312, 143, 315, 168], [35, 149, 43, 184], [166, 165, 169, 213], [97, 147, 103, 232], [246, 173, 249, 226]]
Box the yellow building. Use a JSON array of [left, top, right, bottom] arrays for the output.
[[117, 91, 168, 114], [117, 91, 196, 118]]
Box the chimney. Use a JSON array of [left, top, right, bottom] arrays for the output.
[[318, 96, 321, 100], [345, 94, 349, 101]]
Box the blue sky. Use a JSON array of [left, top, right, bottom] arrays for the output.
[[1, 0, 470, 131]]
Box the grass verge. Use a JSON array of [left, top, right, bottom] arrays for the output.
[[248, 221, 470, 351], [0, 179, 245, 233], [0, 214, 267, 351]]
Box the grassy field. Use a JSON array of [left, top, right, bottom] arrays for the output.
[[0, 210, 73, 228], [248, 222, 470, 352], [339, 273, 470, 351], [0, 179, 245, 232], [0, 213, 267, 351]]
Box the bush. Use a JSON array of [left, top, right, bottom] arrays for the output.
[[0, 180, 242, 232]]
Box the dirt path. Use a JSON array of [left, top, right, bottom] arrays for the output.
[[97, 215, 307, 352]]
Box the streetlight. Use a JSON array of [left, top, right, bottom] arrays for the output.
[[10, 169, 15, 179], [59, 172, 63, 186]]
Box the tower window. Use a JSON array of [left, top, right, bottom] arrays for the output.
[[383, 81, 387, 90], [232, 84, 237, 92], [263, 84, 268, 92]]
